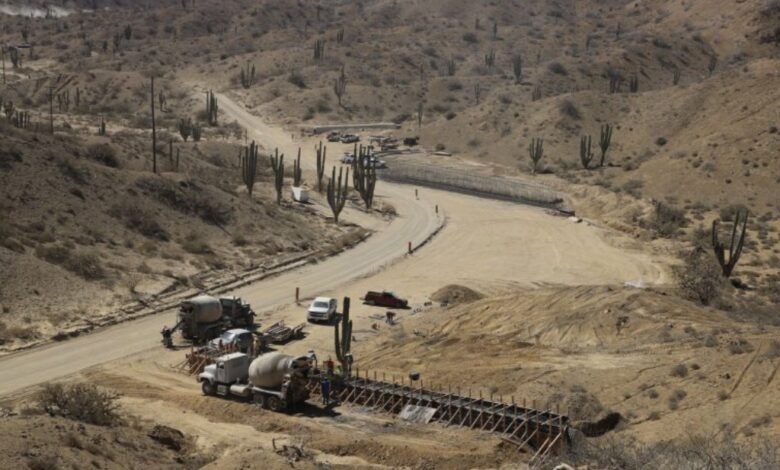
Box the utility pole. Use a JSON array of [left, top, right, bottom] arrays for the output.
[[47, 85, 54, 134], [150, 76, 157, 174]]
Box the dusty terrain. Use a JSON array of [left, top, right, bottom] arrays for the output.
[[1, 0, 779, 468]]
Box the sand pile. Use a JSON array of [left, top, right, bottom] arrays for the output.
[[430, 285, 484, 305]]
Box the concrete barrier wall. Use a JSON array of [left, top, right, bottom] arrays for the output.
[[379, 162, 566, 210]]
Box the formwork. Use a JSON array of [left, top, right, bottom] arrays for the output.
[[309, 371, 569, 466]]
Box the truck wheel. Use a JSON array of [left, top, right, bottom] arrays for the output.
[[267, 396, 283, 412], [201, 381, 216, 396], [253, 393, 267, 409]]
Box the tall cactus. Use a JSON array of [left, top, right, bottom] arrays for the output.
[[580, 135, 594, 169], [334, 297, 352, 376], [446, 56, 456, 76], [599, 124, 613, 167], [327, 165, 349, 224], [98, 116, 106, 136], [351, 145, 377, 209], [712, 208, 748, 277], [315, 141, 327, 192], [629, 73, 639, 93], [484, 49, 496, 71], [532, 83, 542, 101], [270, 148, 284, 205], [512, 55, 523, 83], [240, 61, 256, 89], [241, 140, 259, 197], [293, 147, 302, 187], [205, 89, 218, 126], [528, 138, 544, 174], [333, 66, 346, 106], [313, 39, 325, 61]]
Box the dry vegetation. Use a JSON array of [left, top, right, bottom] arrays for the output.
[[0, 0, 778, 467]]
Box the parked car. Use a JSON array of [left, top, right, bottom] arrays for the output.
[[209, 328, 254, 352], [362, 291, 408, 308], [341, 152, 355, 164], [327, 131, 342, 142], [340, 134, 360, 143], [307, 297, 338, 323]]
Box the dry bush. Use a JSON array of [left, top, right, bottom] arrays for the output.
[[674, 248, 722, 305], [85, 143, 119, 168], [110, 200, 169, 241], [35, 245, 106, 280], [670, 363, 688, 378], [649, 202, 687, 237], [548, 61, 568, 75], [64, 251, 106, 280], [38, 383, 120, 426], [559, 99, 581, 119], [27, 454, 60, 470], [765, 339, 780, 359], [562, 432, 780, 469], [728, 337, 754, 354]]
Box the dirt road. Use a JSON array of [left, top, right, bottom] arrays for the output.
[[0, 96, 441, 398], [0, 95, 665, 399]]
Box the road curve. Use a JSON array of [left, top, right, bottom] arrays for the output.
[[0, 96, 441, 398]]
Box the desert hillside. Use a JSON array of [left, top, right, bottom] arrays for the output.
[[1, 1, 779, 468]]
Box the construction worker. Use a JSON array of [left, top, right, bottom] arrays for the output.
[[324, 356, 335, 376], [307, 350, 318, 369], [161, 326, 173, 349], [320, 377, 331, 406]]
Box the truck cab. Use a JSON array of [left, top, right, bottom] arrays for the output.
[[199, 352, 250, 396]]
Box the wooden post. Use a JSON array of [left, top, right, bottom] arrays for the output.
[[435, 204, 438, 214], [408, 241, 412, 254], [295, 287, 300, 304]]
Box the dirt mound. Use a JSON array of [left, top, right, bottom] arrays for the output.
[[0, 414, 206, 470], [430, 284, 484, 305]]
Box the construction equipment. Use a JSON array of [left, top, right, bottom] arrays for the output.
[[263, 321, 306, 344], [198, 352, 311, 411], [167, 295, 256, 345]]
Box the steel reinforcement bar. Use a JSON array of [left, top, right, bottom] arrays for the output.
[[308, 371, 569, 464]]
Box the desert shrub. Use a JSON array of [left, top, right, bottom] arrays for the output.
[[728, 338, 754, 354], [650, 202, 687, 237], [765, 339, 780, 359], [27, 455, 60, 470], [380, 202, 397, 216], [110, 201, 169, 241], [35, 244, 72, 265], [287, 69, 306, 88], [182, 233, 212, 254], [86, 143, 119, 167], [670, 364, 688, 378], [462, 32, 478, 43], [621, 180, 644, 197], [548, 62, 568, 75], [668, 389, 687, 409], [0, 145, 23, 170], [646, 388, 659, 399], [675, 248, 722, 305], [136, 177, 230, 225], [59, 159, 89, 184], [63, 251, 106, 280], [38, 383, 120, 426], [559, 99, 581, 119], [719, 203, 748, 222]]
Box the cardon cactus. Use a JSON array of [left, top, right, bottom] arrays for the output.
[[270, 148, 284, 205], [334, 297, 352, 376], [241, 140, 259, 197], [315, 141, 327, 192]]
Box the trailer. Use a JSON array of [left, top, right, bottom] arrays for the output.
[[263, 321, 306, 344]]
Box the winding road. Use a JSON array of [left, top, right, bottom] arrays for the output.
[[0, 95, 441, 399]]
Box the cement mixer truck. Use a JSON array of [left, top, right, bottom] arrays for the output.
[[167, 294, 256, 345], [198, 352, 311, 411]]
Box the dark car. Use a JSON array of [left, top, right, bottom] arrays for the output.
[[363, 291, 408, 308], [327, 131, 342, 142]]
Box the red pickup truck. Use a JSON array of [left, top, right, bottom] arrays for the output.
[[363, 291, 408, 308]]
